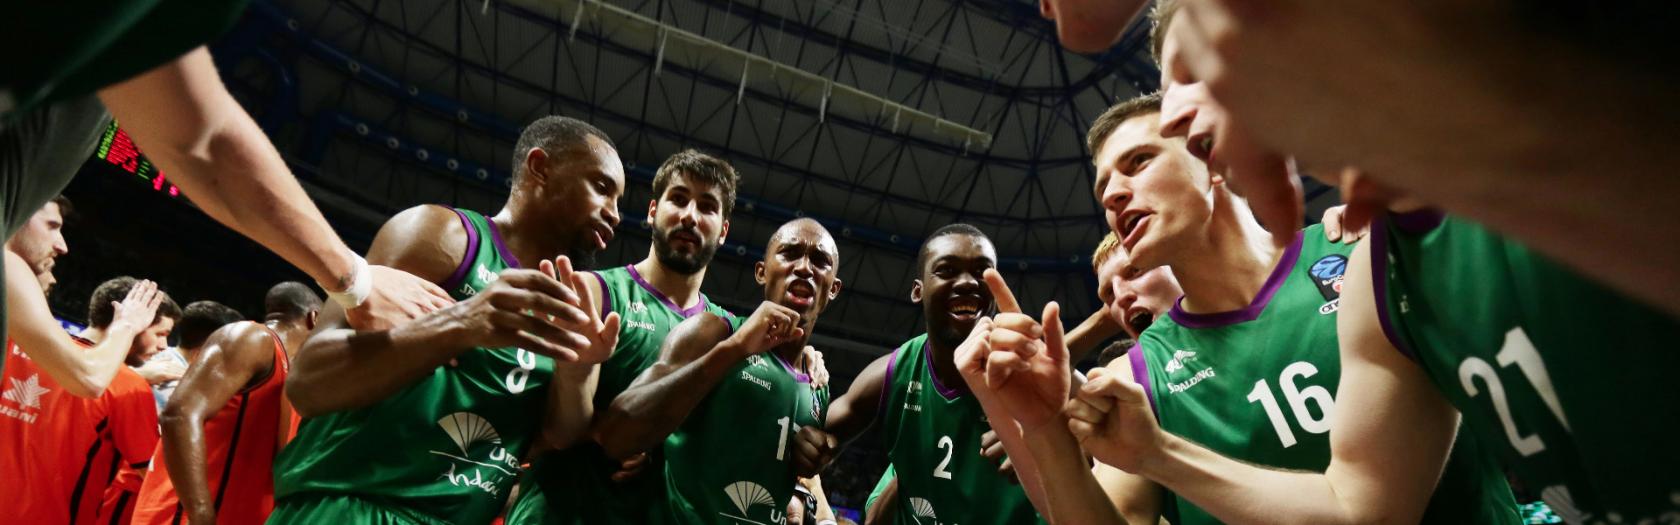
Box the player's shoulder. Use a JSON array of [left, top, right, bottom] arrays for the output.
[[211, 321, 281, 358], [368, 204, 472, 281], [108, 367, 152, 397]]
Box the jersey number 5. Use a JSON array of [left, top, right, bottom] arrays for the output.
[[1246, 362, 1335, 448]]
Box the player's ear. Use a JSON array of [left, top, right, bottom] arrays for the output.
[[755, 261, 767, 285], [305, 310, 319, 331], [718, 220, 730, 241], [826, 277, 842, 301], [522, 147, 550, 185], [910, 280, 923, 304], [646, 199, 658, 223]]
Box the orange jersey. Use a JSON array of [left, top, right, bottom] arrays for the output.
[[0, 337, 160, 525], [132, 328, 292, 525]]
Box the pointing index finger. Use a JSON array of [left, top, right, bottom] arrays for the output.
[[983, 269, 1022, 314]]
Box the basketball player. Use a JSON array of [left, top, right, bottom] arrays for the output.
[[1, 197, 154, 398], [960, 95, 1520, 524], [4, 4, 453, 386], [1066, 207, 1680, 524], [505, 149, 744, 525], [822, 224, 1045, 525], [145, 301, 242, 412], [0, 277, 174, 524], [131, 282, 321, 525], [1150, 0, 1680, 317], [593, 218, 838, 524], [857, 230, 1158, 523], [268, 116, 623, 524]]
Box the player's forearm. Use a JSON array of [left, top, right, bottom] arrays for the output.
[[594, 341, 744, 459], [4, 260, 128, 397], [159, 409, 216, 522], [965, 388, 1051, 515], [286, 313, 468, 416], [1064, 311, 1122, 363], [99, 49, 357, 294], [1139, 434, 1362, 525], [541, 364, 600, 450], [1021, 424, 1122, 524]]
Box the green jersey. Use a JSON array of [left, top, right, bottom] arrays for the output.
[[505, 264, 737, 525], [657, 348, 829, 524], [1374, 212, 1680, 523], [880, 334, 1043, 525], [1132, 225, 1518, 525], [272, 208, 554, 524]]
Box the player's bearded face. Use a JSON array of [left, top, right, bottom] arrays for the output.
[[916, 235, 996, 347], [653, 222, 719, 275], [650, 177, 727, 275]]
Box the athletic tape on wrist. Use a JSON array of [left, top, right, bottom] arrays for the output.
[[327, 253, 372, 309]]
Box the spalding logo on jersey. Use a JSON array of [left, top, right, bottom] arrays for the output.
[[1309, 255, 1348, 314]]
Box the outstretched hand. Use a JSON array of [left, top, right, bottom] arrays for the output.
[[953, 269, 1072, 431], [543, 256, 619, 366], [347, 265, 454, 331]]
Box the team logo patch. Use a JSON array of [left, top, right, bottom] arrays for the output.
[[1308, 254, 1348, 305]]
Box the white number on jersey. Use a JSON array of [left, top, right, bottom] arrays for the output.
[[1246, 361, 1336, 448], [504, 348, 538, 394], [933, 435, 954, 480], [1457, 327, 1569, 457]]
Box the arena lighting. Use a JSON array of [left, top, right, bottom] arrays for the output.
[[506, 0, 994, 152]]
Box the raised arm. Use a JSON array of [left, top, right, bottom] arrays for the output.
[[160, 322, 277, 525], [4, 250, 160, 397], [593, 301, 801, 459], [540, 261, 619, 450], [1067, 239, 1458, 524], [286, 206, 596, 416], [1063, 307, 1123, 364], [823, 352, 890, 443], [97, 47, 451, 330]]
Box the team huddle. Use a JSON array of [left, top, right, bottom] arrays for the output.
[[3, 0, 1677, 524]]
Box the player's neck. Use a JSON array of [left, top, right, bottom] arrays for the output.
[[771, 340, 808, 372], [633, 257, 707, 310], [924, 335, 963, 394], [1171, 193, 1283, 314], [266, 320, 308, 359], [490, 209, 569, 269]]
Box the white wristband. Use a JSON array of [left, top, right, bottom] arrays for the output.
[[327, 253, 373, 309], [816, 520, 837, 525]]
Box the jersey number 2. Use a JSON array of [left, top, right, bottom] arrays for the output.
[[1457, 327, 1571, 457], [933, 436, 954, 480], [1246, 362, 1335, 448]]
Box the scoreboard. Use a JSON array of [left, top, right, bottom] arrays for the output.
[[93, 120, 182, 198]]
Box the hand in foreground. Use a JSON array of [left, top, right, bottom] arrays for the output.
[[346, 265, 454, 331], [953, 269, 1072, 431], [1064, 365, 1166, 473]]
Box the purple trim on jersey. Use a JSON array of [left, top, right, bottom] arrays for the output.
[[626, 264, 710, 318], [924, 342, 966, 400], [588, 271, 611, 319], [441, 208, 481, 291], [1390, 208, 1445, 234], [1370, 216, 1419, 362], [878, 346, 899, 416], [486, 217, 522, 268], [1127, 344, 1158, 417], [1167, 231, 1304, 328], [774, 352, 813, 384]]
